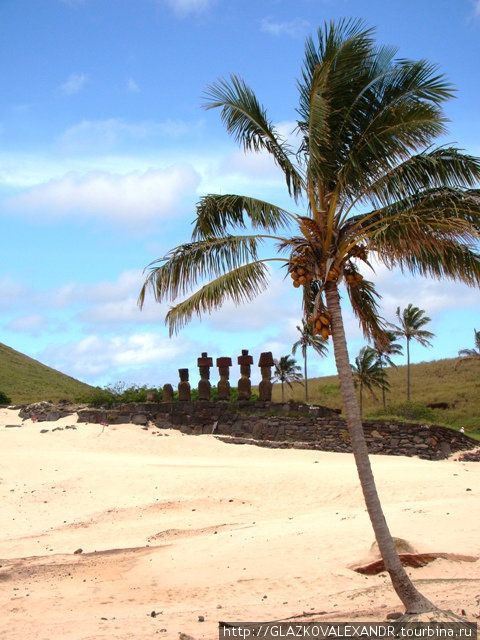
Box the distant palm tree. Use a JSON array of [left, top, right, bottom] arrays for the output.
[[390, 305, 434, 401], [373, 330, 403, 408], [273, 355, 303, 402], [457, 329, 480, 364], [292, 319, 328, 403], [352, 346, 389, 417]]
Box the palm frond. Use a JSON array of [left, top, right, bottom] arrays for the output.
[[347, 276, 389, 348], [165, 261, 270, 335], [458, 348, 479, 358], [203, 75, 303, 199], [298, 19, 378, 187], [192, 194, 294, 240], [138, 235, 264, 307], [337, 59, 453, 202], [347, 188, 480, 286], [353, 148, 480, 211]]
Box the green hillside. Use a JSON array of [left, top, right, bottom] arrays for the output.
[[0, 343, 96, 404], [269, 357, 480, 435]]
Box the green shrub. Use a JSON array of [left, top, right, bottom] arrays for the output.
[[85, 387, 117, 408], [0, 390, 12, 404], [375, 401, 435, 423], [117, 384, 148, 403], [101, 381, 163, 403]]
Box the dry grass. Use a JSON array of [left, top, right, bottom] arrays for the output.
[[269, 357, 480, 437]]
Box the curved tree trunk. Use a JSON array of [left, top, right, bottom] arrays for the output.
[[325, 282, 435, 613]]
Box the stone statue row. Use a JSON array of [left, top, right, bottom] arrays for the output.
[[161, 350, 275, 402]]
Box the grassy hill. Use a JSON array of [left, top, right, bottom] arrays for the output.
[[268, 357, 480, 435], [0, 343, 96, 404]]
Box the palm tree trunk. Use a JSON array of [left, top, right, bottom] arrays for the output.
[[407, 338, 411, 402], [281, 380, 285, 403], [380, 361, 386, 409], [325, 282, 435, 613], [304, 345, 309, 403], [359, 382, 363, 418]]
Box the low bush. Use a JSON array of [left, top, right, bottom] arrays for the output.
[[84, 387, 117, 408], [373, 401, 435, 423], [0, 390, 12, 404]]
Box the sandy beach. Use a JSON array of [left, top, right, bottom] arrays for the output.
[[1, 407, 479, 640]]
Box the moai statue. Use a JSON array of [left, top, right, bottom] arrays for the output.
[[258, 351, 274, 401], [162, 383, 174, 403], [237, 349, 253, 400], [197, 352, 213, 401], [178, 368, 191, 401], [216, 356, 232, 401]]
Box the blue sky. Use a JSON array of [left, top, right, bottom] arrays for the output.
[[1, 0, 480, 390]]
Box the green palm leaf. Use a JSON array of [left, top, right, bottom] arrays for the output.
[[165, 261, 270, 335], [203, 75, 303, 199], [351, 149, 480, 212], [192, 194, 294, 239], [138, 235, 266, 307], [346, 276, 388, 348]]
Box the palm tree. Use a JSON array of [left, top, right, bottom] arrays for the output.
[[373, 330, 403, 408], [292, 319, 328, 403], [457, 328, 480, 363], [139, 20, 480, 613], [390, 305, 434, 401], [272, 354, 303, 402], [351, 346, 389, 417]]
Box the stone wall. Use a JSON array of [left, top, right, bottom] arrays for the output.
[[75, 401, 478, 461]]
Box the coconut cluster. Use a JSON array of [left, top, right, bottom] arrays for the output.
[[312, 309, 332, 339], [289, 250, 314, 288], [326, 264, 341, 281], [348, 244, 368, 260], [345, 269, 364, 286]]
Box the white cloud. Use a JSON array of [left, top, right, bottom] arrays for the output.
[[60, 73, 88, 95], [58, 0, 86, 6], [0, 276, 31, 309], [215, 120, 301, 189], [360, 257, 480, 321], [127, 77, 140, 93], [6, 314, 47, 335], [50, 269, 144, 308], [58, 118, 193, 153], [164, 0, 216, 16], [260, 17, 310, 38], [42, 332, 189, 378], [78, 296, 168, 325], [5, 165, 200, 224]]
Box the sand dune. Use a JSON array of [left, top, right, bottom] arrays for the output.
[[1, 407, 479, 639]]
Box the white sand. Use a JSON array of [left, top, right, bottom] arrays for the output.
[[1, 407, 479, 640]]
